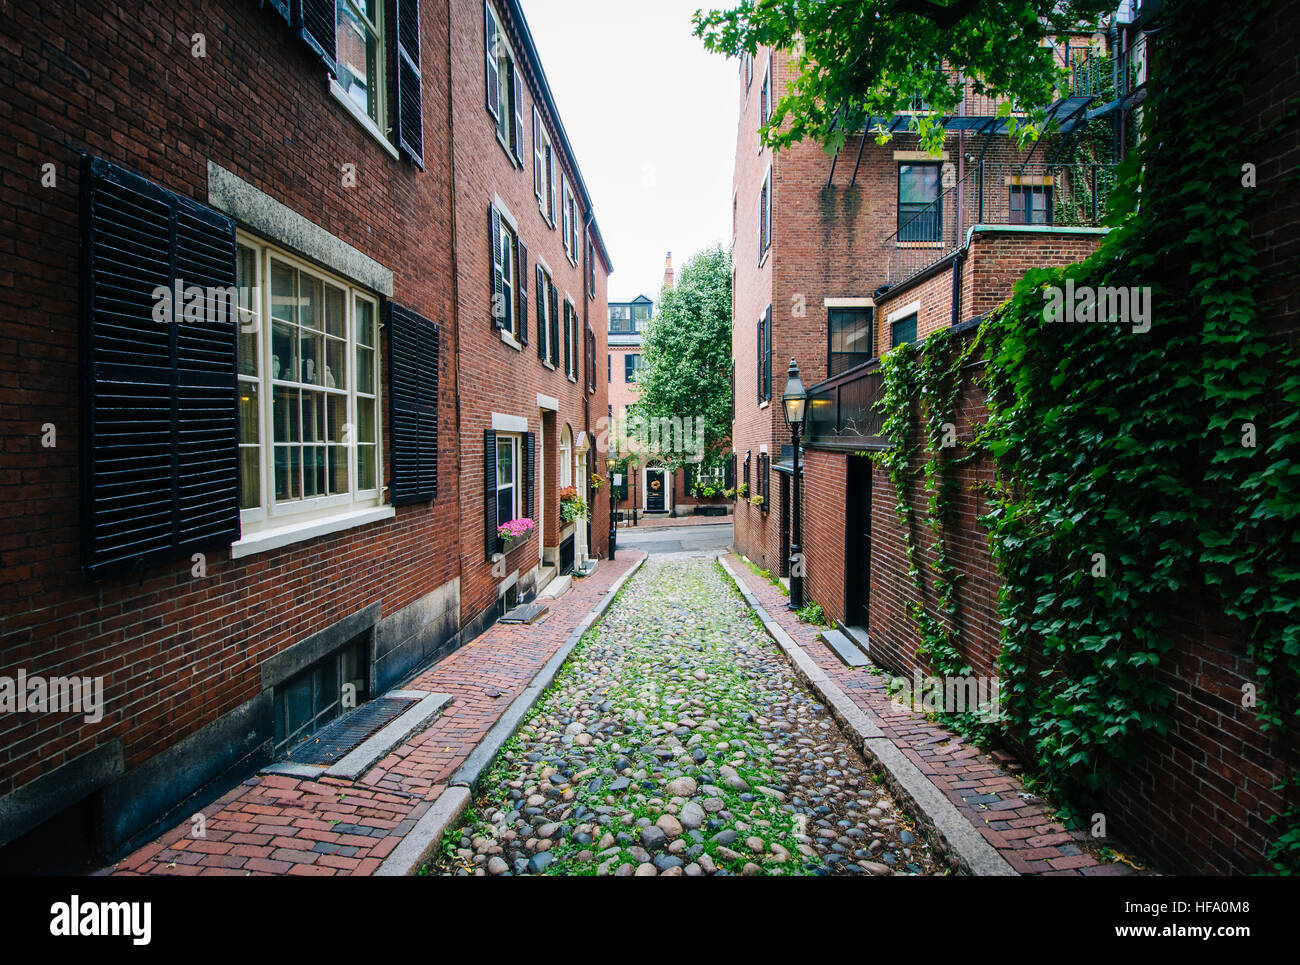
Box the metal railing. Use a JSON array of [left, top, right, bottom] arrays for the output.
[[880, 160, 1118, 286], [806, 360, 887, 446]]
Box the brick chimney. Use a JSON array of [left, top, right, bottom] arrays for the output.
[[662, 251, 674, 290]]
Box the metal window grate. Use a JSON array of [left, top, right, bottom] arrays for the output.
[[283, 696, 416, 765]]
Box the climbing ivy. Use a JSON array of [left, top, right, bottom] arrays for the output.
[[874, 0, 1300, 865]]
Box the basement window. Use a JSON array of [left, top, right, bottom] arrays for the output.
[[274, 634, 369, 756]]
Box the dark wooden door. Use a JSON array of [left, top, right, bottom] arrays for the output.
[[646, 469, 666, 512], [844, 456, 872, 627]]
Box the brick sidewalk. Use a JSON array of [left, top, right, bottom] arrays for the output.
[[107, 552, 645, 877], [724, 555, 1140, 876]]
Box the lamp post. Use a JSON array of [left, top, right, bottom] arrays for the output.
[[782, 358, 807, 609], [606, 456, 618, 559]]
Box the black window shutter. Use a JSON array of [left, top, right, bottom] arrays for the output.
[[725, 455, 735, 489], [489, 205, 504, 328], [763, 306, 773, 400], [386, 302, 439, 505], [524, 431, 536, 519], [744, 450, 751, 485], [548, 284, 559, 363], [393, 0, 424, 167], [80, 155, 239, 579], [761, 453, 770, 512], [756, 318, 763, 404], [516, 239, 528, 344], [586, 324, 595, 391], [483, 1, 499, 119], [294, 0, 337, 74], [484, 429, 497, 560], [536, 266, 546, 359], [512, 63, 526, 165]]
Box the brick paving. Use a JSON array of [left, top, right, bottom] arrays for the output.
[[107, 552, 645, 877], [724, 554, 1140, 876]]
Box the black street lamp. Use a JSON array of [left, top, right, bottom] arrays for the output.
[[782, 358, 807, 609], [606, 455, 617, 559]]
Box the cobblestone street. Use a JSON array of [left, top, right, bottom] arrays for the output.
[[433, 557, 944, 876]]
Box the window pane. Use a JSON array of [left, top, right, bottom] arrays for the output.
[[324, 284, 346, 338], [357, 443, 376, 490], [275, 445, 300, 501], [239, 382, 259, 444], [301, 329, 323, 385], [303, 445, 326, 498], [899, 164, 940, 204], [328, 445, 348, 495], [326, 337, 346, 390], [239, 447, 260, 510], [271, 321, 297, 382], [326, 394, 347, 443], [356, 396, 376, 444], [337, 1, 379, 122], [236, 245, 258, 377], [302, 389, 325, 443], [497, 439, 513, 483], [270, 260, 295, 323], [497, 487, 513, 525], [273, 385, 300, 443], [356, 346, 375, 395], [356, 298, 375, 347], [299, 275, 323, 331]]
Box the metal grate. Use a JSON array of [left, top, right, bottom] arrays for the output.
[[284, 696, 416, 766]]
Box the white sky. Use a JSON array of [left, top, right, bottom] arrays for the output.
[[520, 0, 736, 303]]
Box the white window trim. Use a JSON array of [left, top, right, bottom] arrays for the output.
[[564, 295, 578, 381], [233, 234, 386, 558], [496, 433, 522, 524], [328, 80, 399, 160], [824, 297, 875, 308]]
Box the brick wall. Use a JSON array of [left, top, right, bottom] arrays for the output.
[[450, 0, 610, 624], [0, 0, 461, 844], [801, 447, 847, 625]]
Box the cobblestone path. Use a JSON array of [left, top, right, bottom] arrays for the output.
[[432, 557, 948, 876]]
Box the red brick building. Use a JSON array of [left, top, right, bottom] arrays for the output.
[[731, 0, 1299, 873], [0, 0, 609, 871]]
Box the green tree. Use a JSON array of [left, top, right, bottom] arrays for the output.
[[693, 0, 1115, 154], [629, 245, 733, 472]]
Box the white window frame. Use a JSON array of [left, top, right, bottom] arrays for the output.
[[489, 3, 517, 158], [335, 0, 387, 132], [564, 296, 578, 380], [235, 233, 384, 540], [537, 260, 555, 367], [559, 425, 573, 489], [496, 432, 521, 524], [534, 109, 556, 225]]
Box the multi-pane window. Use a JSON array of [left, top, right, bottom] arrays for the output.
[[609, 305, 632, 333], [236, 237, 381, 530], [485, 2, 522, 159], [758, 167, 772, 262], [537, 264, 555, 364], [534, 109, 557, 224], [828, 307, 874, 376], [499, 218, 518, 336], [634, 303, 650, 323], [898, 163, 942, 241], [275, 634, 368, 756], [496, 434, 519, 524], [336, 0, 385, 126], [757, 306, 772, 403], [1009, 183, 1053, 225], [891, 312, 918, 349], [761, 64, 773, 125], [624, 353, 644, 383], [562, 177, 577, 260], [559, 427, 572, 488]]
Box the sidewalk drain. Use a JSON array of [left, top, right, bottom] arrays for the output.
[[284, 696, 418, 766]]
